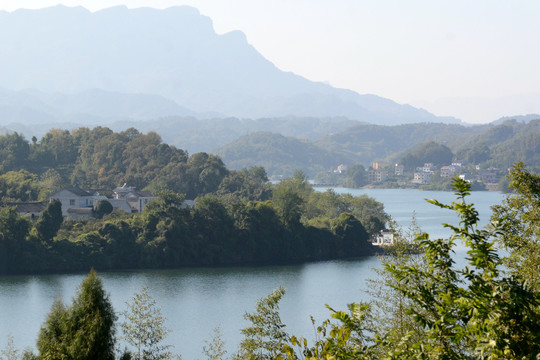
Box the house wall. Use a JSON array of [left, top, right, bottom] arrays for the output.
[[50, 189, 94, 217]]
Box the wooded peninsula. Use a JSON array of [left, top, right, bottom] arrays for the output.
[[0, 127, 387, 275]]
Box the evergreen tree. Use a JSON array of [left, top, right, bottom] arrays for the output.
[[68, 269, 116, 360], [36, 299, 70, 359], [37, 270, 116, 360]]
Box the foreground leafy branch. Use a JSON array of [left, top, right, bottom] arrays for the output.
[[385, 177, 540, 359]]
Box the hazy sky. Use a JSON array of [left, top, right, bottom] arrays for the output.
[[2, 0, 540, 123]]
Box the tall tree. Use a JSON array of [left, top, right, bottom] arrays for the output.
[[66, 269, 117, 360], [120, 286, 172, 360], [37, 270, 117, 360], [36, 300, 70, 359]]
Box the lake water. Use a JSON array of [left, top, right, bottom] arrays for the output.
[[0, 189, 504, 359]]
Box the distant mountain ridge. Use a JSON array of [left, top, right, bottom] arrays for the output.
[[492, 114, 540, 125], [0, 5, 459, 125], [0, 88, 199, 124]]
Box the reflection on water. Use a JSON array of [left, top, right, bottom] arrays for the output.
[[0, 189, 503, 359], [0, 258, 380, 360]]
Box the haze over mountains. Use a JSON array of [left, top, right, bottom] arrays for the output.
[[0, 5, 459, 125], [2, 4, 538, 178]]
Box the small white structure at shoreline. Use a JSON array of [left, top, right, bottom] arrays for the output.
[[372, 229, 394, 246]]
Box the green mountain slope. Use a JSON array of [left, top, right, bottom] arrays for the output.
[[215, 120, 540, 177], [214, 132, 352, 177]]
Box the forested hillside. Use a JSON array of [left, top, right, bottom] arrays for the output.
[[215, 132, 354, 177], [458, 119, 540, 170], [0, 127, 228, 200], [316, 122, 485, 164], [216, 119, 540, 177], [126, 116, 360, 154]]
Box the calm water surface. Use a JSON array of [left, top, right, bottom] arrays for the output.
[[0, 189, 504, 359]]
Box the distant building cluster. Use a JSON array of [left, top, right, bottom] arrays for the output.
[[322, 160, 503, 188], [409, 162, 501, 187]]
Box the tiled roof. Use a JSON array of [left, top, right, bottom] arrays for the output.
[[3, 202, 47, 213], [63, 186, 92, 197]]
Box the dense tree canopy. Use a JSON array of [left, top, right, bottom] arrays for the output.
[[0, 173, 385, 274], [0, 127, 228, 199], [0, 128, 388, 275]]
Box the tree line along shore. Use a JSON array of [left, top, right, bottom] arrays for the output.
[[2, 168, 539, 359], [0, 127, 390, 275]]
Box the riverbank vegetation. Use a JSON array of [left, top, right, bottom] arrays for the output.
[[0, 178, 386, 274], [4, 171, 539, 359], [0, 128, 388, 274]]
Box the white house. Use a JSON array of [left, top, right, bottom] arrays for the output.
[[113, 184, 157, 213], [107, 199, 133, 213], [422, 163, 436, 173], [50, 186, 94, 217]]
